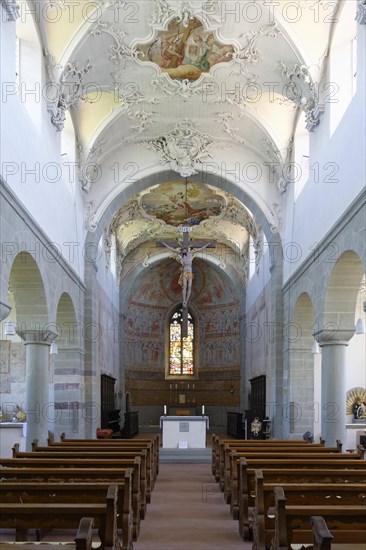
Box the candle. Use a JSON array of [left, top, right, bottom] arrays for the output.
[[164, 405, 167, 415], [202, 405, 205, 415]]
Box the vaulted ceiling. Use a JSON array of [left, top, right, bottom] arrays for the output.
[[20, 0, 342, 283]]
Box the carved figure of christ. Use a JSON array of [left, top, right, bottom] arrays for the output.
[[157, 230, 215, 336]]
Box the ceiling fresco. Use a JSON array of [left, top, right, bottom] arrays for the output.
[[108, 180, 259, 282], [140, 180, 225, 226], [137, 17, 234, 81]]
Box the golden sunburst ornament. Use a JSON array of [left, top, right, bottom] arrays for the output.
[[346, 387, 366, 415]]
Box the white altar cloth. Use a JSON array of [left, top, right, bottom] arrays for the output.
[[160, 415, 209, 448]]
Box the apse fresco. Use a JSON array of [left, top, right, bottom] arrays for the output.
[[138, 18, 234, 81], [141, 181, 225, 226], [125, 260, 240, 371]]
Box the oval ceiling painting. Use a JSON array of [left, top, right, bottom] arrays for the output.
[[137, 18, 234, 81], [140, 181, 226, 227]]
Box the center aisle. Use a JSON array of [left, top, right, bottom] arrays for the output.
[[134, 462, 252, 550]]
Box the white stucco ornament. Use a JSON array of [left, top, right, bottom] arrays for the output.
[[144, 120, 228, 177]]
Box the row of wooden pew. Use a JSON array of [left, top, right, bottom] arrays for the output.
[[211, 435, 366, 549], [0, 433, 160, 550]]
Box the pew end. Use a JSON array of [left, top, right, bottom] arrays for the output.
[[12, 443, 20, 457], [311, 516, 333, 550]]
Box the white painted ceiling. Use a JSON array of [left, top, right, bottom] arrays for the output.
[[23, 0, 341, 281]]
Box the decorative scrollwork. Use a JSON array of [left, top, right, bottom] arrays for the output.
[[49, 60, 93, 131], [90, 22, 143, 66], [2, 0, 19, 21], [151, 0, 194, 27], [229, 23, 279, 70], [151, 76, 209, 102], [356, 0, 366, 24], [279, 62, 325, 131]]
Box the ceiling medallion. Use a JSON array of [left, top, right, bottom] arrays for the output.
[[143, 120, 227, 177]]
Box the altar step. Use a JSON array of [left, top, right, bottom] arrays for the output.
[[159, 447, 211, 463]]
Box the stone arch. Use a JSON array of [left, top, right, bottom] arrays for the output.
[[315, 251, 365, 447], [322, 250, 365, 339], [8, 252, 53, 449], [83, 169, 284, 434], [9, 252, 48, 331]]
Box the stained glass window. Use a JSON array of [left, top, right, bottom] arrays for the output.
[[169, 307, 194, 375]]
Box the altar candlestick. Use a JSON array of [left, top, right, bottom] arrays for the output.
[[164, 405, 167, 415], [202, 405, 205, 415]]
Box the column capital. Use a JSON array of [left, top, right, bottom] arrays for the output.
[[314, 328, 355, 346], [17, 329, 58, 345], [0, 301, 12, 322]]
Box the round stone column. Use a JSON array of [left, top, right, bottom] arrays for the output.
[[315, 329, 354, 447], [18, 329, 57, 450]]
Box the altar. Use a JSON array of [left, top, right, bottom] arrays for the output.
[[160, 415, 209, 448]]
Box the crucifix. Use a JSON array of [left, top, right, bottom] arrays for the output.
[[157, 227, 215, 336]]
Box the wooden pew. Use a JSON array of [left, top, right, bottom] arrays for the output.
[[35, 439, 156, 491], [215, 439, 333, 489], [218, 439, 341, 488], [0, 464, 141, 541], [226, 447, 364, 513], [0, 484, 120, 550], [45, 439, 157, 489], [238, 458, 366, 541], [267, 486, 366, 550], [251, 470, 366, 549], [211, 434, 325, 478], [15, 443, 151, 512], [58, 433, 160, 480], [48, 440, 157, 488], [0, 517, 95, 550], [229, 454, 366, 532], [222, 440, 347, 487], [0, 477, 133, 550]]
